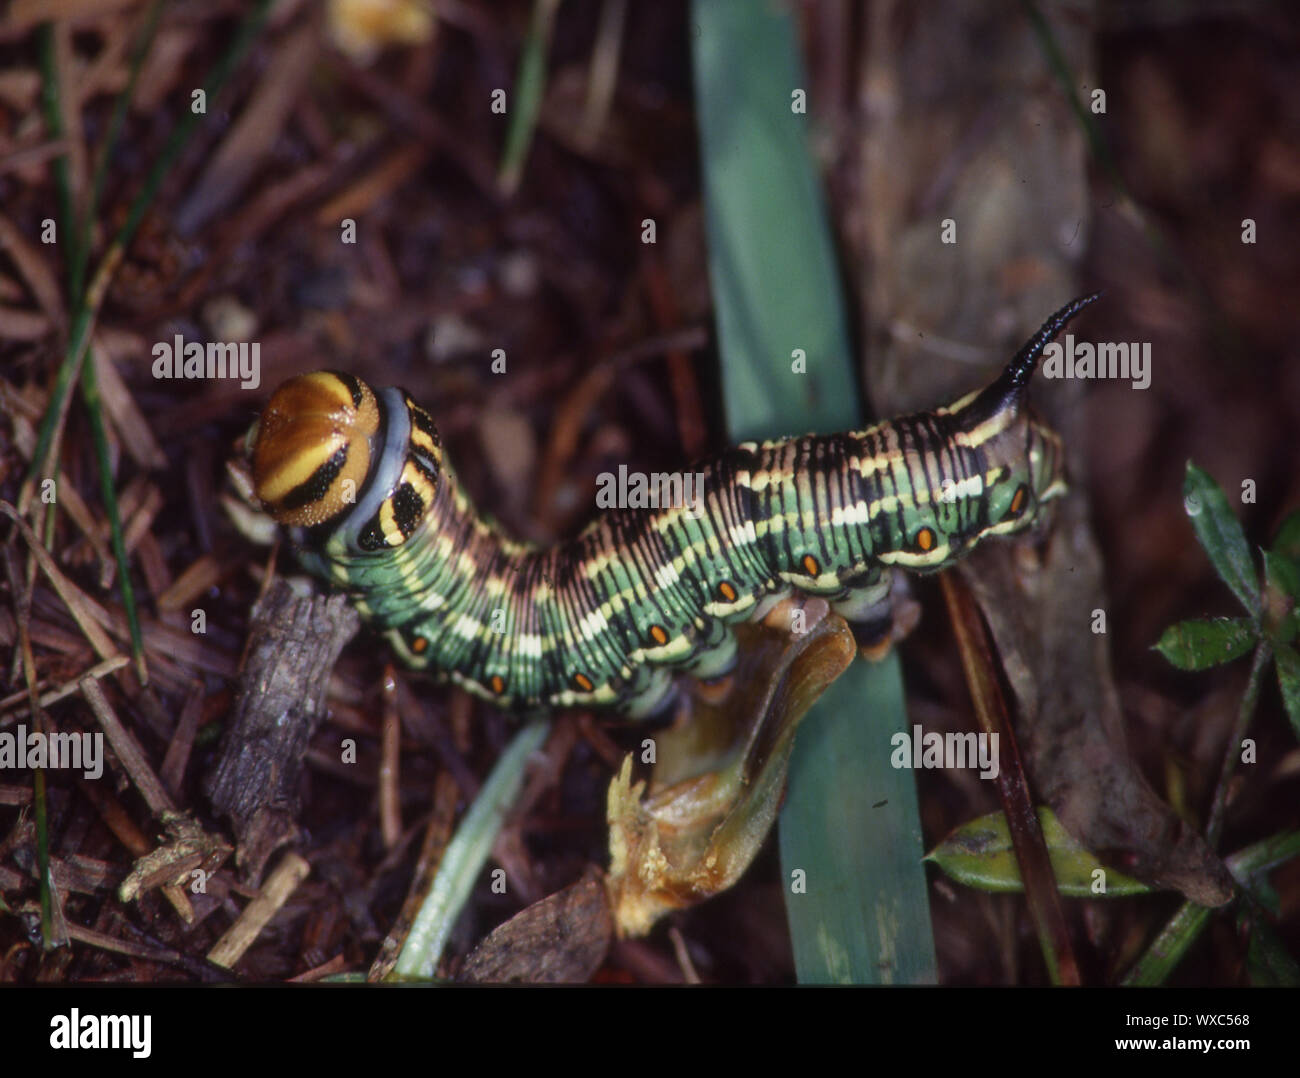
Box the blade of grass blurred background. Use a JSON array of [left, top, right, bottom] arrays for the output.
[[691, 0, 936, 983]]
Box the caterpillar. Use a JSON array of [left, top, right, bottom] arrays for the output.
[[245, 293, 1098, 718]]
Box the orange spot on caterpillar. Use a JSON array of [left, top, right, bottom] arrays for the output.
[[1010, 485, 1027, 515], [916, 527, 935, 552], [802, 554, 820, 576], [573, 672, 594, 693], [718, 581, 738, 602], [649, 625, 669, 646], [412, 636, 428, 653], [489, 674, 505, 694]]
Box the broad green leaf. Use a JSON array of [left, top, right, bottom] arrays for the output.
[[1274, 643, 1300, 740], [692, 0, 933, 984], [1152, 617, 1257, 671], [1183, 463, 1260, 618], [925, 807, 1151, 897]]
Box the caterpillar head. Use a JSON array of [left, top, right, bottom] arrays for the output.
[[970, 414, 1067, 541], [251, 371, 381, 528], [249, 371, 443, 551]]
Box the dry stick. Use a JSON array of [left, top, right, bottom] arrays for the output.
[[77, 778, 155, 859], [72, 778, 194, 924], [2, 502, 124, 664], [207, 852, 312, 971], [159, 683, 204, 798], [64, 922, 184, 964], [0, 138, 73, 176], [0, 655, 128, 717], [578, 0, 628, 149], [939, 571, 1082, 987], [81, 337, 147, 683], [368, 771, 460, 982], [288, 954, 348, 983], [667, 925, 701, 985], [49, 468, 115, 573], [79, 676, 174, 818], [64, 921, 224, 981], [156, 555, 222, 613], [78, 674, 196, 924]]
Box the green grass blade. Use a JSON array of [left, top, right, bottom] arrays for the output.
[[1120, 900, 1212, 986], [39, 24, 81, 299], [81, 350, 147, 681], [691, 0, 935, 984], [497, 0, 560, 196], [76, 0, 166, 299], [391, 719, 549, 979]]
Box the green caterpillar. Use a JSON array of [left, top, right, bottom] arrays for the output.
[[247, 294, 1097, 717]]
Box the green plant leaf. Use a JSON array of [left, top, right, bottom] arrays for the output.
[[924, 807, 1151, 897], [1271, 509, 1300, 565], [1274, 643, 1300, 740], [1265, 549, 1300, 598], [1184, 463, 1260, 619], [1152, 617, 1257, 671], [692, 0, 934, 984], [1227, 828, 1300, 880]]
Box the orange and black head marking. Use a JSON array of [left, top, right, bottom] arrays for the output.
[[252, 371, 379, 528]]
